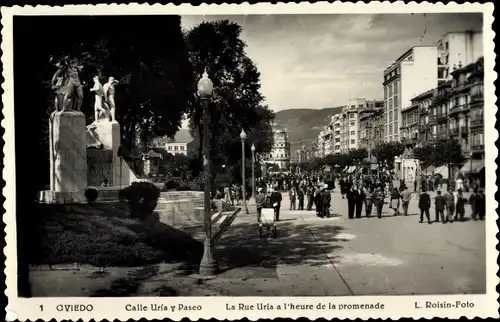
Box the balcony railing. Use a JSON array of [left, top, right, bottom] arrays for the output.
[[436, 113, 448, 122], [470, 119, 484, 129], [471, 144, 485, 153], [449, 104, 469, 116], [419, 109, 429, 116]]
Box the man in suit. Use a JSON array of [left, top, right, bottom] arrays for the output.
[[297, 186, 305, 210], [418, 188, 432, 224], [255, 187, 266, 223], [346, 186, 356, 219], [270, 186, 282, 222], [320, 184, 331, 218], [434, 190, 446, 223], [355, 185, 365, 218]]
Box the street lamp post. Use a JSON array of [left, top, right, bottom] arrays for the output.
[[197, 69, 217, 277], [251, 144, 256, 200], [240, 129, 249, 214]]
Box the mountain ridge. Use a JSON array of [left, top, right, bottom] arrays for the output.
[[274, 106, 344, 158]]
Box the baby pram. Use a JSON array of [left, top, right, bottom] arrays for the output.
[[259, 202, 277, 239]]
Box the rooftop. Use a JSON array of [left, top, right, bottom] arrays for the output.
[[154, 129, 194, 145]]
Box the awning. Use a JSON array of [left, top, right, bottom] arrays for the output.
[[460, 159, 485, 173], [434, 165, 449, 179], [425, 165, 435, 174]]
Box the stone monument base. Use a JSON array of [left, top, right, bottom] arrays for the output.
[[38, 190, 86, 204]]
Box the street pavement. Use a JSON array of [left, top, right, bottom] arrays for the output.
[[195, 190, 486, 296], [29, 189, 486, 297]]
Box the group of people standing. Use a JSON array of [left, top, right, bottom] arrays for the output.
[[287, 184, 332, 218]]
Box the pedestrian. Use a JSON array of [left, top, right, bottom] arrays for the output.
[[455, 189, 466, 222], [477, 190, 485, 220], [270, 186, 282, 222], [224, 185, 233, 205], [255, 187, 266, 223], [320, 184, 331, 218], [364, 186, 373, 217], [235, 185, 242, 205], [314, 185, 322, 217], [373, 187, 384, 219], [288, 186, 296, 210], [400, 186, 412, 216], [418, 188, 431, 224], [434, 190, 446, 223], [306, 186, 314, 211], [355, 185, 365, 218], [346, 186, 356, 219], [469, 187, 479, 220], [297, 186, 305, 210], [443, 188, 455, 222], [390, 187, 401, 216]]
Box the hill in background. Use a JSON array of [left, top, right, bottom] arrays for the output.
[[274, 106, 344, 158]]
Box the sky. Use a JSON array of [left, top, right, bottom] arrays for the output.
[[181, 13, 483, 117]]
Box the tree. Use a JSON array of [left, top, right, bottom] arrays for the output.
[[42, 16, 194, 152], [371, 142, 405, 170], [185, 20, 275, 174], [433, 139, 466, 185], [412, 143, 437, 171], [349, 148, 368, 165], [324, 153, 352, 169]]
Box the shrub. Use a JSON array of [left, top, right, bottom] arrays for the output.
[[120, 182, 161, 218], [84, 188, 98, 203]]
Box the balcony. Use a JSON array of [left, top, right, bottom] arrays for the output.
[[436, 113, 448, 123], [471, 144, 484, 153], [449, 127, 459, 136], [428, 115, 437, 124], [470, 119, 484, 130], [460, 126, 469, 135], [449, 104, 469, 116]]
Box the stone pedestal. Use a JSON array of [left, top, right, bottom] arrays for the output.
[[48, 111, 87, 202], [94, 120, 129, 187]]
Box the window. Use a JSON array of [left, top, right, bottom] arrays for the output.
[[174, 146, 178, 151], [389, 124, 393, 135], [393, 96, 398, 108], [180, 145, 185, 150], [384, 87, 387, 98], [389, 111, 393, 122], [389, 85, 393, 97], [350, 121, 355, 126], [394, 121, 398, 132], [351, 139, 356, 144], [167, 146, 172, 150], [394, 81, 399, 94], [350, 131, 355, 136], [350, 114, 355, 119]]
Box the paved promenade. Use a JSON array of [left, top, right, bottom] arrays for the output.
[[29, 190, 486, 296], [196, 190, 486, 296]]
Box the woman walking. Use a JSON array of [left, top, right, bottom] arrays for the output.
[[390, 187, 401, 216]]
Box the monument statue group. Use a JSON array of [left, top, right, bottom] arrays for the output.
[[39, 57, 131, 203]]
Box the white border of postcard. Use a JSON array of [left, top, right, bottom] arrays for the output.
[[2, 2, 498, 321]]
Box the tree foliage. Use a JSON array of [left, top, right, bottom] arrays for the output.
[[185, 20, 275, 170], [371, 142, 405, 169], [348, 148, 368, 165], [412, 143, 437, 169]]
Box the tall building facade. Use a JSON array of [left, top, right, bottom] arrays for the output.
[[331, 114, 342, 154], [263, 127, 291, 170], [358, 100, 384, 152], [437, 31, 483, 85], [411, 57, 484, 175], [383, 46, 438, 142]]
